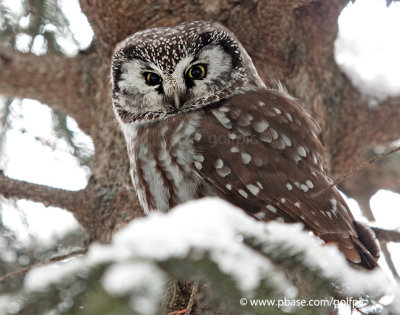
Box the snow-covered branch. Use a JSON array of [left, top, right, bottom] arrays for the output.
[[2, 198, 394, 315], [0, 248, 87, 285]]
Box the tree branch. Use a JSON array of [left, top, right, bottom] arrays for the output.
[[79, 0, 255, 52], [371, 227, 400, 243], [0, 171, 99, 233], [0, 46, 92, 133], [0, 248, 88, 284], [312, 146, 400, 198], [0, 170, 90, 215], [339, 149, 400, 199], [329, 76, 400, 173], [373, 96, 400, 143], [380, 242, 400, 280]]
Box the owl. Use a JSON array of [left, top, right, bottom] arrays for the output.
[[111, 21, 380, 269]]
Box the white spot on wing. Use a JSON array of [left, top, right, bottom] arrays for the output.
[[254, 211, 266, 220], [237, 114, 252, 126], [273, 138, 286, 150], [266, 204, 277, 213], [313, 154, 319, 164], [300, 184, 309, 192], [193, 154, 204, 162], [237, 127, 251, 136], [212, 110, 232, 129], [282, 134, 291, 146], [293, 155, 302, 164], [254, 120, 269, 133], [259, 133, 272, 143], [254, 157, 263, 167], [270, 128, 279, 139], [214, 159, 223, 169], [285, 113, 293, 121], [298, 146, 307, 157], [241, 152, 252, 164], [219, 106, 230, 112], [246, 184, 260, 196], [229, 133, 237, 140], [238, 189, 248, 198], [217, 166, 231, 177], [286, 183, 293, 191]]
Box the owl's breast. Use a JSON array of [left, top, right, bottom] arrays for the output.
[[124, 113, 211, 213]]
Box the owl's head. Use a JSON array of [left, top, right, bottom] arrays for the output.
[[111, 21, 264, 124]]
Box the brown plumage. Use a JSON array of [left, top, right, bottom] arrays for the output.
[[111, 21, 380, 269]]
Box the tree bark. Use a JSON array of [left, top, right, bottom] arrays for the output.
[[0, 47, 92, 133], [0, 171, 87, 214], [0, 0, 399, 243]]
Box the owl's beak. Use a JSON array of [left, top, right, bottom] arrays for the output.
[[173, 91, 181, 110], [164, 78, 185, 110]]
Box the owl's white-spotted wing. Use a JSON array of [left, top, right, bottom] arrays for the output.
[[192, 89, 379, 268]]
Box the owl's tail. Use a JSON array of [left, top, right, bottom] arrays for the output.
[[351, 221, 381, 269]]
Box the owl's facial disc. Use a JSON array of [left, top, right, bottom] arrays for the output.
[[115, 44, 235, 119], [111, 21, 265, 124]]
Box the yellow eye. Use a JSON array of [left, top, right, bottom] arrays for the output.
[[145, 72, 162, 85], [188, 64, 206, 80]]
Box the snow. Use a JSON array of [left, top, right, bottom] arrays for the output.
[[23, 198, 393, 313], [58, 0, 94, 50], [0, 295, 16, 314], [111, 197, 293, 293], [24, 198, 294, 296], [102, 261, 166, 315], [1, 201, 80, 246], [1, 0, 23, 15], [262, 222, 391, 296], [370, 190, 400, 230], [335, 0, 400, 99], [24, 257, 88, 291], [4, 99, 91, 190], [0, 99, 90, 246], [389, 287, 400, 314], [102, 261, 166, 296]]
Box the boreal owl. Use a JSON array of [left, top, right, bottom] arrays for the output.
[[111, 21, 380, 269]]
